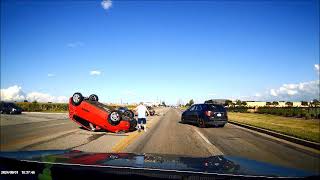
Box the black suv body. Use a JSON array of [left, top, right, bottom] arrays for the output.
[[0, 102, 22, 114], [181, 103, 227, 127]]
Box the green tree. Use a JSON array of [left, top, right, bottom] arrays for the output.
[[189, 99, 194, 106], [162, 101, 166, 107], [185, 99, 194, 106], [224, 100, 233, 106], [311, 99, 320, 107], [241, 101, 247, 106], [266, 102, 271, 106], [272, 101, 279, 106], [236, 100, 242, 106], [301, 101, 308, 106]]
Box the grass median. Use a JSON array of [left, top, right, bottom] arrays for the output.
[[228, 112, 320, 143]]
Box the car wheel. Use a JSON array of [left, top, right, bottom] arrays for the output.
[[72, 92, 84, 106], [89, 94, 99, 102], [122, 110, 134, 121], [197, 118, 206, 128], [181, 117, 185, 124], [108, 111, 121, 125], [219, 124, 225, 128], [89, 123, 96, 131]]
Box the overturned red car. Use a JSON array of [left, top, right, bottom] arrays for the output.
[[68, 92, 137, 133]]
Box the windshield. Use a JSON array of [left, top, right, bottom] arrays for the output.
[[209, 105, 226, 112], [0, 0, 319, 178], [7, 103, 17, 108]]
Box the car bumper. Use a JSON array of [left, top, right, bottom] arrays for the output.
[[11, 110, 22, 114], [205, 120, 228, 126]]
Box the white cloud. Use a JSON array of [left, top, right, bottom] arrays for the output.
[[263, 80, 319, 101], [270, 89, 277, 96], [101, 0, 112, 10], [67, 41, 84, 48], [26, 92, 68, 103], [90, 70, 101, 75], [0, 85, 26, 101], [0, 85, 68, 103], [248, 64, 320, 101], [56, 96, 68, 102], [47, 73, 55, 77]]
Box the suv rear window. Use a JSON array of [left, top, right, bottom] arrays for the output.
[[209, 105, 226, 112]]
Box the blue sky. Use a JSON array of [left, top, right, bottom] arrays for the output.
[[1, 0, 319, 104]]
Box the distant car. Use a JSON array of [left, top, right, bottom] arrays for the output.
[[68, 93, 137, 133], [181, 103, 228, 128], [0, 102, 22, 114], [146, 106, 155, 116]]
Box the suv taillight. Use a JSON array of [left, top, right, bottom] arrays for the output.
[[205, 111, 213, 116]]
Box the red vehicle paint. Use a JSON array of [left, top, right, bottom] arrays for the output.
[[68, 93, 137, 133], [59, 151, 135, 165]]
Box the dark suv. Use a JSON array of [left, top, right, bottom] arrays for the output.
[[181, 104, 227, 128], [146, 106, 155, 116], [0, 102, 22, 114]]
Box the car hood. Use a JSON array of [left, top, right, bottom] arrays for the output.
[[0, 150, 317, 178]]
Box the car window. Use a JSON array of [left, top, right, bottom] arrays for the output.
[[8, 103, 18, 108], [189, 105, 196, 111], [201, 104, 207, 111], [209, 105, 226, 112], [195, 105, 202, 111]]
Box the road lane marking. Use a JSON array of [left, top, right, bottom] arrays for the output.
[[193, 127, 224, 155], [194, 128, 212, 144], [176, 109, 223, 155], [112, 108, 170, 153], [112, 131, 141, 153]]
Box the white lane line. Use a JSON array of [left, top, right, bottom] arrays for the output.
[[193, 127, 224, 155], [176, 109, 224, 155], [194, 128, 212, 144]]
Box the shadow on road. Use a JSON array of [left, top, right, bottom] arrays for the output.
[[178, 121, 222, 128]]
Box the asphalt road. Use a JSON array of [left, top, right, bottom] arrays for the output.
[[0, 113, 80, 150], [0, 109, 167, 152], [125, 108, 320, 173], [0, 108, 319, 173]]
